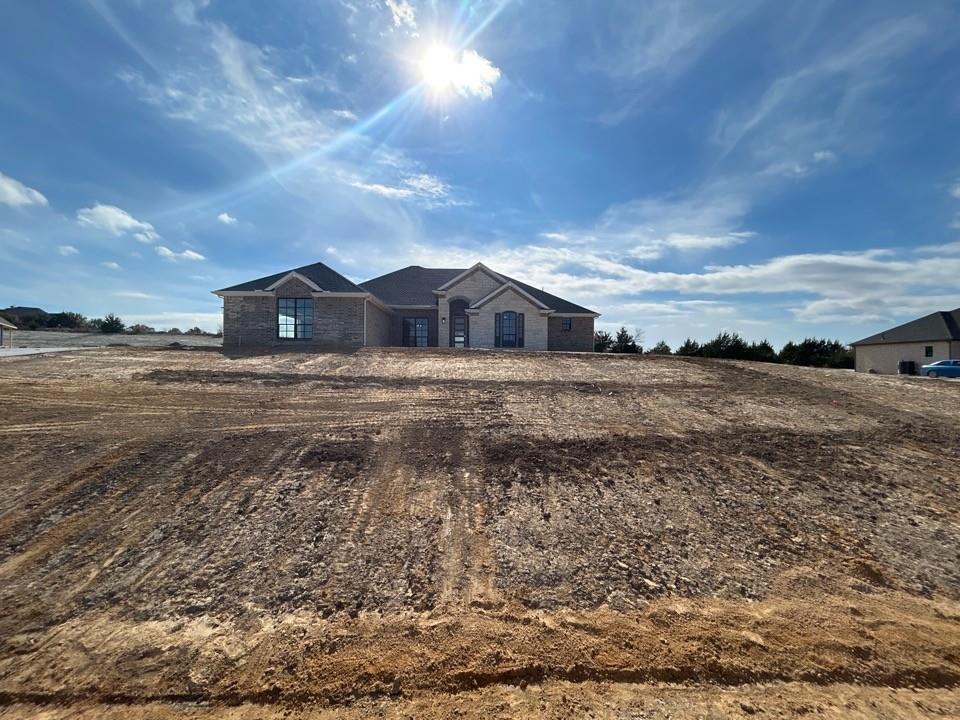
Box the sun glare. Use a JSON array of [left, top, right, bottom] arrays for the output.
[[420, 45, 458, 93], [418, 44, 502, 101]]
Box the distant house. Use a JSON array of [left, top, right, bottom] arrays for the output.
[[851, 308, 960, 374], [0, 316, 15, 347], [213, 261, 599, 353]]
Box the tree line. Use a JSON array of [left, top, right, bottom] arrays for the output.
[[594, 327, 854, 369], [0, 308, 220, 337]]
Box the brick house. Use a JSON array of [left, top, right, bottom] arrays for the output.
[[214, 261, 598, 353]]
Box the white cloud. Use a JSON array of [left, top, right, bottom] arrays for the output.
[[156, 246, 205, 261], [57, 245, 79, 256], [913, 240, 960, 255], [424, 48, 501, 100], [348, 180, 413, 199], [76, 203, 160, 242], [391, 241, 960, 334], [401, 173, 449, 198], [384, 0, 416, 30], [543, 179, 756, 260], [113, 291, 158, 300], [326, 245, 356, 266], [121, 26, 337, 156], [101, 261, 122, 270], [347, 172, 458, 208], [0, 172, 48, 208], [660, 232, 753, 251], [813, 150, 837, 163], [332, 109, 358, 121], [217, 212, 237, 225]]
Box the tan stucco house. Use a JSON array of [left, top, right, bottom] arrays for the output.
[[214, 261, 598, 354], [0, 316, 15, 347], [851, 308, 960, 374]]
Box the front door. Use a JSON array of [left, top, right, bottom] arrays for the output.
[[449, 300, 469, 347], [452, 315, 468, 347]]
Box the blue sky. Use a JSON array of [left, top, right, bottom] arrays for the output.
[[2, 0, 960, 346]]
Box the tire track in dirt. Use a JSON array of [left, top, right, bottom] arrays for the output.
[[437, 417, 499, 610]]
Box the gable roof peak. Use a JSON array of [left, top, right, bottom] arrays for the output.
[[214, 259, 365, 295], [435, 262, 505, 291]]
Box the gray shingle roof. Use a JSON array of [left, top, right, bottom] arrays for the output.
[[216, 261, 365, 293], [360, 266, 598, 314], [852, 309, 960, 345], [359, 267, 462, 305]]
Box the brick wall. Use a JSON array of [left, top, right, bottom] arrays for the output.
[[468, 288, 549, 350], [222, 277, 366, 353], [438, 269, 502, 347], [364, 301, 393, 347], [389, 309, 439, 346], [548, 316, 594, 352]]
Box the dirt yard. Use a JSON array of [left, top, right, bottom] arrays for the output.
[[0, 347, 958, 718]]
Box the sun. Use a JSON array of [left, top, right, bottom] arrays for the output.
[[420, 45, 459, 94]]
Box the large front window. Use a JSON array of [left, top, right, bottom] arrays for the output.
[[402, 317, 429, 347], [278, 298, 313, 339], [495, 311, 524, 348]]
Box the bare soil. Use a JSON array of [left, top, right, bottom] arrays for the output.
[[1, 347, 958, 718]]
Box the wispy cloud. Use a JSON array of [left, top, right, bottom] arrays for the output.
[[120, 14, 459, 226], [713, 15, 929, 162], [326, 245, 355, 266], [156, 246, 205, 261], [347, 172, 462, 209], [591, 1, 761, 125], [113, 290, 158, 300], [217, 211, 237, 225], [0, 171, 48, 208], [76, 203, 160, 242], [101, 261, 121, 270], [394, 240, 960, 332], [57, 245, 79, 256], [384, 0, 416, 30]]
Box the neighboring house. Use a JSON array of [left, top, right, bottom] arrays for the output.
[[0, 316, 15, 347], [851, 308, 960, 374], [214, 261, 599, 353]]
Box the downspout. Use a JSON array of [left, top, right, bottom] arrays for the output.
[[363, 297, 367, 347]]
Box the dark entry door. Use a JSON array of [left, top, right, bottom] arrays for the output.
[[452, 315, 468, 347], [449, 300, 469, 347]]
